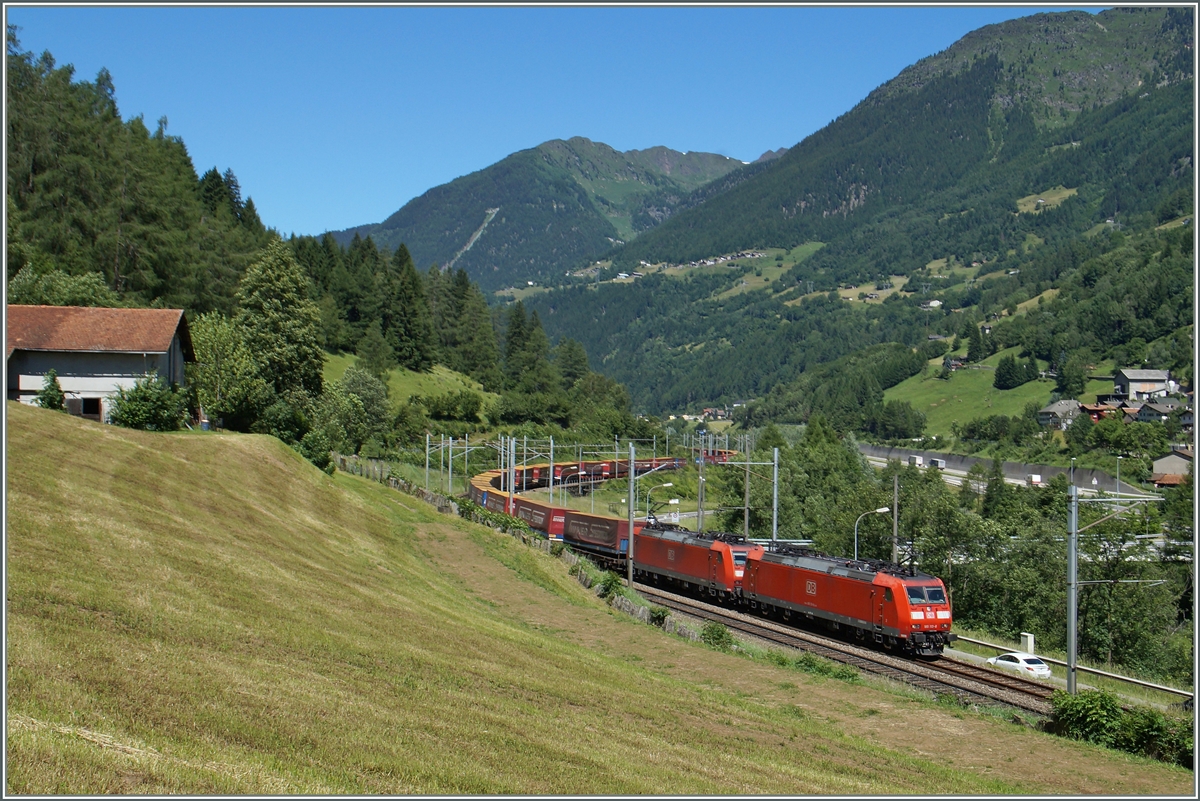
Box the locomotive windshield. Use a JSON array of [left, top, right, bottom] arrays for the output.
[[907, 585, 947, 604], [732, 552, 748, 567]]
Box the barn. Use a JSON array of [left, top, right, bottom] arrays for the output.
[[6, 305, 194, 422]]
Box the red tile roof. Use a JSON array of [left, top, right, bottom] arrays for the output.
[[6, 305, 193, 361]]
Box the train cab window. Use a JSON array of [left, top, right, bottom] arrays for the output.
[[906, 586, 926, 604], [883, 588, 893, 602], [925, 586, 947, 604], [732, 552, 748, 567]]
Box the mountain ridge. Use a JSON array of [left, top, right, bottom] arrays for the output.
[[326, 137, 754, 290]]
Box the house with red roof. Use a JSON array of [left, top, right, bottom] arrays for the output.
[[6, 305, 194, 421]]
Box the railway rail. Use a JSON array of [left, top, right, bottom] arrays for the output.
[[635, 583, 1054, 716]]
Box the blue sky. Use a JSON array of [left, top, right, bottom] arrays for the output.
[[7, 5, 1098, 238]]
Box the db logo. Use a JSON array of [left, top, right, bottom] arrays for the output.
[[667, 549, 676, 561], [806, 580, 817, 596]]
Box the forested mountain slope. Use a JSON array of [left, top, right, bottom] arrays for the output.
[[610, 7, 1192, 271], [330, 137, 747, 291], [5, 30, 272, 315], [526, 6, 1193, 414]]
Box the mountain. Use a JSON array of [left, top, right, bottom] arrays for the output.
[[522, 7, 1193, 414], [610, 7, 1193, 271], [328, 137, 747, 291]]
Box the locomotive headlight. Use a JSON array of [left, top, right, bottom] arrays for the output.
[[912, 624, 921, 629]]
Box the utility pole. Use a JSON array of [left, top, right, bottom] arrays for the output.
[[891, 474, 899, 563], [743, 454, 751, 539], [771, 447, 779, 549], [697, 433, 706, 533], [1067, 484, 1079, 694], [627, 443, 636, 586]]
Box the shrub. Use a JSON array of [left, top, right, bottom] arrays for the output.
[[1049, 689, 1122, 747], [298, 427, 333, 469], [108, 373, 187, 431], [1050, 689, 1194, 768], [550, 542, 566, 557], [35, 370, 65, 411], [700, 622, 735, 652], [648, 606, 669, 627], [597, 571, 623, 599]]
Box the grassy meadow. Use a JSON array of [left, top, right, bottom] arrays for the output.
[[6, 402, 1192, 794], [884, 347, 1055, 438], [323, 351, 496, 409]]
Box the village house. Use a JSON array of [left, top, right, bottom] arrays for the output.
[[1037, 398, 1082, 430], [1151, 448, 1193, 487], [1137, 401, 1181, 425], [6, 305, 194, 422], [1112, 368, 1172, 401], [1079, 402, 1118, 422]]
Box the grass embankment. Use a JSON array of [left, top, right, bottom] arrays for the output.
[[7, 402, 1191, 794]]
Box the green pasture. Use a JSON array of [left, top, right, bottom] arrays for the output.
[[884, 347, 1054, 437], [323, 352, 496, 409]]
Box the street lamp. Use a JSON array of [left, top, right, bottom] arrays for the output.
[[646, 482, 673, 518], [854, 507, 891, 562], [1116, 455, 1122, 498]]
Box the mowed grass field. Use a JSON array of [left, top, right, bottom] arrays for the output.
[[7, 402, 1192, 794]]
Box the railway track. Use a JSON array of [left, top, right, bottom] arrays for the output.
[[635, 583, 1053, 716]]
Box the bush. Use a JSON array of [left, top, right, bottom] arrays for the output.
[[648, 606, 669, 627], [252, 398, 310, 445], [298, 427, 333, 469], [700, 622, 735, 652], [108, 373, 187, 431], [1049, 689, 1122, 747], [35, 369, 65, 411], [1050, 689, 1194, 768], [597, 571, 623, 599], [550, 542, 566, 557]]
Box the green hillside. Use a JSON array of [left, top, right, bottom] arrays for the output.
[[884, 348, 1054, 439], [331, 138, 745, 291], [613, 7, 1192, 272], [525, 7, 1193, 414], [323, 351, 496, 409], [7, 402, 1192, 793]]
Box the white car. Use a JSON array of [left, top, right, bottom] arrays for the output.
[[986, 651, 1053, 679]]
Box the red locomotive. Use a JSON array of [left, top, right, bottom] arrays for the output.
[[744, 546, 954, 656], [466, 454, 954, 656], [633, 516, 764, 603]]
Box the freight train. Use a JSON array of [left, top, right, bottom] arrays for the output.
[[466, 455, 954, 657]]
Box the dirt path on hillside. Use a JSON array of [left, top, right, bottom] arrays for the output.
[[419, 518, 1192, 796]]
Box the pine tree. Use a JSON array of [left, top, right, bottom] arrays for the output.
[[967, 324, 986, 363], [555, 338, 590, 390], [355, 319, 396, 381], [993, 354, 1020, 389], [503, 301, 528, 389], [457, 285, 503, 391], [379, 243, 436, 372]]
